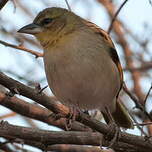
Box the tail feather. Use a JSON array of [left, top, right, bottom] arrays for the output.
[[112, 99, 134, 129], [102, 99, 134, 129]]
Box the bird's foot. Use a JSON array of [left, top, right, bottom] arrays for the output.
[[65, 107, 81, 131], [105, 122, 120, 148]]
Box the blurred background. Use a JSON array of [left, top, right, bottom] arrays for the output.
[[0, 0, 152, 151]]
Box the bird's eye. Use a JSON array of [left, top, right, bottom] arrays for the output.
[[41, 18, 53, 25]]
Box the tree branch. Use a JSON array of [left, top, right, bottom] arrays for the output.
[[108, 0, 129, 34], [0, 72, 152, 151], [0, 40, 43, 58], [124, 62, 152, 72], [0, 0, 8, 10], [0, 122, 151, 152], [0, 91, 90, 131], [0, 121, 103, 146], [47, 144, 102, 152], [123, 84, 152, 121]]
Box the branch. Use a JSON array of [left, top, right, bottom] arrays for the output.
[[0, 0, 8, 10], [143, 84, 152, 105], [0, 121, 103, 146], [123, 84, 152, 121], [0, 91, 90, 131], [46, 144, 144, 152], [0, 72, 152, 151], [1, 122, 152, 152], [47, 144, 102, 152], [0, 112, 16, 119], [0, 72, 70, 114], [149, 0, 152, 7], [65, 0, 71, 11], [18, 140, 150, 152], [0, 40, 43, 58], [108, 0, 129, 34], [124, 62, 152, 72]]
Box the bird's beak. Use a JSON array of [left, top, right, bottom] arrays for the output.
[[18, 23, 43, 35]]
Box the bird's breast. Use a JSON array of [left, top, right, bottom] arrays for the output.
[[43, 31, 120, 112]]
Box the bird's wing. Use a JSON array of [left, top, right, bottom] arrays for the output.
[[83, 20, 123, 93]]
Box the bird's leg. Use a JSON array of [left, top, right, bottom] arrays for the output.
[[65, 107, 74, 130], [103, 107, 120, 148], [65, 106, 81, 130]]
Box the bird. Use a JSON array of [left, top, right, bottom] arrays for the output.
[[18, 7, 133, 129]]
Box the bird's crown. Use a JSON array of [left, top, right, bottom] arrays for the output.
[[33, 7, 69, 25]]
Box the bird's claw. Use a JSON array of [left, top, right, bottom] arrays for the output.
[[105, 122, 120, 148]]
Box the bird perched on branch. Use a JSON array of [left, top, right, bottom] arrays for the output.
[[18, 7, 133, 128]]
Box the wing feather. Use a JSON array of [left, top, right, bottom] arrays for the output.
[[83, 20, 123, 93]]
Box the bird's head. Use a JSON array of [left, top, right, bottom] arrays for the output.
[[18, 7, 82, 47]]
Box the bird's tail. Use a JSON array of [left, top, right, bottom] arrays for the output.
[[112, 99, 134, 129], [102, 98, 134, 129]]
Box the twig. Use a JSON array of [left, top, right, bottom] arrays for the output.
[[123, 83, 152, 121], [0, 0, 8, 10], [0, 112, 16, 119], [65, 0, 71, 11], [0, 40, 43, 58], [1, 72, 152, 151], [149, 0, 152, 7], [124, 62, 152, 72], [136, 122, 152, 126], [108, 0, 129, 34], [125, 106, 148, 136], [144, 83, 152, 104], [0, 121, 152, 152]]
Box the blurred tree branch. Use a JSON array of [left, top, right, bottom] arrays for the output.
[[0, 0, 8, 10], [0, 72, 152, 152], [0, 112, 16, 119], [0, 121, 152, 152], [0, 40, 43, 58], [124, 62, 152, 72]]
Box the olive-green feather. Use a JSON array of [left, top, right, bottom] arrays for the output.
[[103, 99, 134, 129]]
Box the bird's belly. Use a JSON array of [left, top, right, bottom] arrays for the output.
[[44, 48, 120, 112]]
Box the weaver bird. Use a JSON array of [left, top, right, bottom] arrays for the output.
[[18, 7, 133, 128]]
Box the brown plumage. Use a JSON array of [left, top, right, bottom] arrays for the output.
[[18, 7, 133, 128]]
